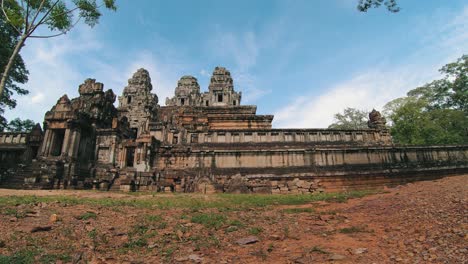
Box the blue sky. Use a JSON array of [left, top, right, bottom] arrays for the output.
[[5, 0, 468, 128]]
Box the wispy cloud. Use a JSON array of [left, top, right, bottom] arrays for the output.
[[4, 26, 98, 122], [4, 27, 186, 122], [273, 6, 468, 128]]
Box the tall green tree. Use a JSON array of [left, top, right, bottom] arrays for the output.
[[384, 55, 468, 145], [357, 0, 400, 12], [6, 117, 35, 131], [328, 107, 369, 130], [0, 0, 117, 101], [0, 0, 28, 131]]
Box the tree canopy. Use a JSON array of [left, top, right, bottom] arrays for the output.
[[328, 107, 369, 130], [0, 0, 117, 101], [0, 0, 28, 131], [383, 55, 468, 145], [357, 0, 400, 12], [5, 117, 35, 131]]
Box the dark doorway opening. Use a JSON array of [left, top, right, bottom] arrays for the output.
[[31, 146, 39, 159], [126, 147, 135, 167], [217, 94, 223, 102], [131, 128, 138, 137], [51, 129, 65, 156]]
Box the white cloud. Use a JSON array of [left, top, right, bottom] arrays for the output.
[[274, 67, 437, 128], [4, 26, 184, 122], [208, 29, 273, 104], [4, 27, 93, 122], [30, 93, 45, 104], [273, 6, 468, 128]]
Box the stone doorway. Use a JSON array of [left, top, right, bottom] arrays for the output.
[[126, 147, 135, 167], [50, 129, 65, 156]]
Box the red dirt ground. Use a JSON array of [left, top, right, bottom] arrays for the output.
[[0, 174, 466, 264]]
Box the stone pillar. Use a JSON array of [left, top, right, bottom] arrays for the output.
[[67, 129, 81, 158], [47, 131, 57, 156], [109, 135, 117, 165], [39, 129, 52, 156], [61, 129, 72, 156]]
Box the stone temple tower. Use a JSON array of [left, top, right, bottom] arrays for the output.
[[118, 69, 159, 136], [165, 76, 201, 106], [202, 67, 242, 106]]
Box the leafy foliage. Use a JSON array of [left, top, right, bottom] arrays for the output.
[[384, 55, 468, 145], [357, 0, 400, 12], [4, 117, 35, 131], [0, 0, 117, 104], [328, 107, 368, 130], [0, 0, 29, 131]]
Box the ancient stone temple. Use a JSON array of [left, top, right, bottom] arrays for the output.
[[1, 67, 467, 192]]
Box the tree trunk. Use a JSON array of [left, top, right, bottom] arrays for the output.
[[0, 35, 26, 99]]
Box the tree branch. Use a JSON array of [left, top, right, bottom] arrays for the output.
[[1, 0, 23, 34], [28, 0, 60, 36], [29, 31, 66, 38], [29, 15, 81, 38], [28, 0, 47, 30], [24, 0, 30, 33]]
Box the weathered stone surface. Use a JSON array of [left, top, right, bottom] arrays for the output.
[[235, 236, 259, 245], [368, 109, 387, 130]]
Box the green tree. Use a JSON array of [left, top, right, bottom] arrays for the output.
[[328, 107, 369, 130], [384, 55, 468, 145], [0, 0, 117, 101], [6, 117, 35, 131], [0, 0, 28, 131], [357, 0, 400, 12]]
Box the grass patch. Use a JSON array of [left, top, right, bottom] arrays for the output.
[[248, 227, 263, 235], [0, 249, 38, 264], [228, 219, 245, 227], [145, 215, 163, 222], [124, 237, 148, 249], [339, 226, 369, 234], [77, 211, 97, 220], [191, 213, 227, 229], [39, 253, 72, 264], [2, 208, 26, 218], [0, 190, 378, 210], [282, 207, 315, 214], [143, 215, 167, 229]]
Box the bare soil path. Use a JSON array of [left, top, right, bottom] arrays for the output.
[[0, 175, 466, 263]]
